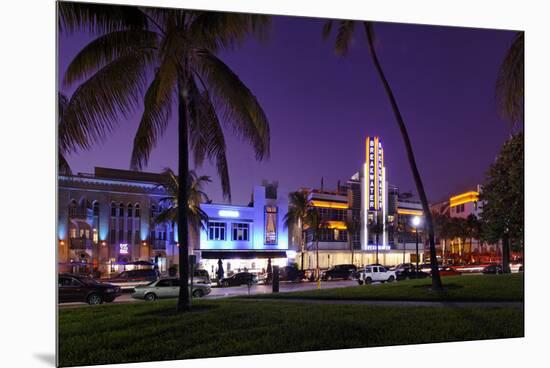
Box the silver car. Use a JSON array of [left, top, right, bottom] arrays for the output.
[[131, 278, 211, 301]]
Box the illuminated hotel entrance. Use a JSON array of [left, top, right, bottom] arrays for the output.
[[198, 251, 288, 278]]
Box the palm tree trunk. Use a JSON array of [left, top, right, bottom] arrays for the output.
[[363, 22, 443, 290], [176, 64, 191, 313], [502, 233, 511, 273], [316, 239, 320, 280]]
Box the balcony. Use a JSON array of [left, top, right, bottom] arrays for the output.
[[68, 208, 95, 221], [70, 238, 94, 250], [151, 239, 167, 250]]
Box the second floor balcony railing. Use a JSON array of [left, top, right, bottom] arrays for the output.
[[70, 238, 94, 250]]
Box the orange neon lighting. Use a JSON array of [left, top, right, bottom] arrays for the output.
[[310, 200, 348, 209], [397, 208, 423, 216], [449, 191, 479, 207], [327, 221, 347, 230]]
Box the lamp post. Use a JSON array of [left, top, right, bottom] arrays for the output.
[[412, 216, 421, 278]]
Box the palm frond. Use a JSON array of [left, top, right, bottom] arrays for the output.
[[335, 21, 355, 55], [58, 151, 72, 175], [187, 76, 232, 200], [322, 20, 333, 40], [195, 48, 270, 161], [63, 30, 158, 87], [496, 32, 524, 127], [64, 51, 153, 152], [130, 63, 176, 170], [188, 13, 270, 51], [58, 1, 148, 34]]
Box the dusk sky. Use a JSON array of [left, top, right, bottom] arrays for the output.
[[59, 11, 515, 205]]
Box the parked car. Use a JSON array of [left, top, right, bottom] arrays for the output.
[[356, 265, 397, 285], [219, 272, 258, 287], [192, 269, 211, 284], [437, 267, 462, 277], [395, 269, 429, 281], [391, 263, 415, 272], [510, 263, 523, 273], [131, 278, 211, 301], [482, 264, 503, 274], [104, 268, 160, 290], [263, 266, 306, 284], [58, 273, 122, 305], [321, 264, 357, 281]]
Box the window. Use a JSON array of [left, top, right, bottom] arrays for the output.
[[265, 206, 278, 244], [127, 204, 133, 217], [157, 279, 172, 287], [111, 203, 117, 217], [68, 200, 77, 217], [118, 203, 124, 217], [92, 228, 98, 243], [208, 222, 227, 241], [232, 223, 250, 241], [135, 204, 140, 217], [69, 228, 77, 239], [93, 202, 99, 216]]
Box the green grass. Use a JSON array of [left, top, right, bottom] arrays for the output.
[[58, 298, 523, 367], [247, 274, 524, 302]]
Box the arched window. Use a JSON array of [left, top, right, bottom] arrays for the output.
[[127, 203, 133, 218], [68, 200, 77, 217], [118, 203, 124, 217], [110, 202, 117, 217], [135, 204, 140, 218]]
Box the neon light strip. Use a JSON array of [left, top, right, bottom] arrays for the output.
[[363, 162, 368, 250], [397, 208, 423, 216], [310, 200, 348, 209], [449, 191, 479, 207]]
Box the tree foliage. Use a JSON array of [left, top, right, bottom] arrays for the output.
[[480, 133, 524, 271]]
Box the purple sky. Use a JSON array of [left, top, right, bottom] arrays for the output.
[[59, 12, 515, 205]]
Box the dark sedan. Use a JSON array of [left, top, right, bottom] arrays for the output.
[[482, 264, 504, 274], [219, 272, 258, 287], [58, 274, 122, 305], [395, 269, 430, 281], [321, 264, 357, 281]]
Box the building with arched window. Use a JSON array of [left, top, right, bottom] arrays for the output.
[[58, 167, 178, 276]]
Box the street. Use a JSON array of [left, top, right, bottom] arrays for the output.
[[59, 279, 358, 307]]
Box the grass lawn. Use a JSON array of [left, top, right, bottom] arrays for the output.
[[247, 274, 524, 302], [58, 298, 523, 367]]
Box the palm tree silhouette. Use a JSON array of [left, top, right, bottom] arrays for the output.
[[344, 215, 359, 265], [283, 191, 309, 270], [304, 207, 328, 281], [322, 20, 443, 290], [153, 169, 211, 253], [59, 3, 271, 311]]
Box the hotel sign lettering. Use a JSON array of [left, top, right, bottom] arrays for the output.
[[367, 137, 384, 211]]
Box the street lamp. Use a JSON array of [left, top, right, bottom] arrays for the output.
[[412, 216, 421, 278]]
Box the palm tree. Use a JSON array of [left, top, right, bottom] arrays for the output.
[[153, 169, 211, 253], [322, 20, 443, 290], [496, 32, 524, 132], [59, 3, 271, 312], [367, 215, 384, 264], [304, 207, 328, 280], [465, 214, 481, 263], [283, 191, 309, 270], [344, 215, 359, 265]]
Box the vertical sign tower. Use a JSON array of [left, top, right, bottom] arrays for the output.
[[362, 136, 387, 250]]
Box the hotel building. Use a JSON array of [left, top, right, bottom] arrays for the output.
[[58, 167, 179, 276], [194, 181, 291, 276], [59, 169, 291, 278], [298, 136, 426, 269]]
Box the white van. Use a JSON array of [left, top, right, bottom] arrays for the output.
[[356, 265, 397, 285]]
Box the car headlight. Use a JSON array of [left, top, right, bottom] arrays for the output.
[[105, 288, 115, 293]]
